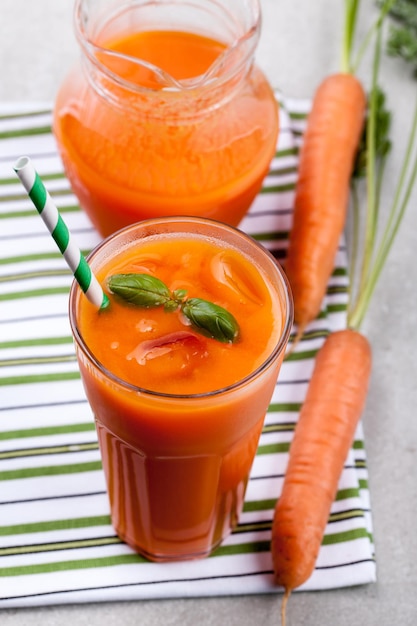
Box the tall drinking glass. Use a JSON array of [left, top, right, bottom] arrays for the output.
[[69, 217, 293, 561]]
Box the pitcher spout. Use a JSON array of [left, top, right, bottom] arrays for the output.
[[75, 0, 261, 92]]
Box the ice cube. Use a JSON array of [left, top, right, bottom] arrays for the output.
[[127, 331, 208, 378], [210, 252, 264, 306]]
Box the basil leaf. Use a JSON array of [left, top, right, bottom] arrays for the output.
[[107, 273, 240, 344], [108, 273, 172, 307], [181, 298, 239, 343]]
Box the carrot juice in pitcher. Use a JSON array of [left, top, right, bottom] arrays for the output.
[[69, 217, 293, 561], [53, 0, 279, 236]]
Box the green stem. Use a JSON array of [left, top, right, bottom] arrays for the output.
[[348, 94, 417, 329], [378, 100, 417, 260], [356, 27, 382, 299], [348, 179, 361, 309], [374, 151, 387, 224], [348, 157, 387, 325], [342, 0, 361, 73], [351, 0, 397, 73]]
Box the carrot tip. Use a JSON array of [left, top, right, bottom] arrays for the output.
[[281, 588, 291, 626]]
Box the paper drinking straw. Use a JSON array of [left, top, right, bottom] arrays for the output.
[[14, 156, 109, 310]]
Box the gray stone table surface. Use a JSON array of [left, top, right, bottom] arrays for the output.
[[1, 1, 416, 624]]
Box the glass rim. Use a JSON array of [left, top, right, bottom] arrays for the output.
[[69, 216, 293, 400]]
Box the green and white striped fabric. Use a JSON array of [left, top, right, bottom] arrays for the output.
[[0, 96, 375, 608]]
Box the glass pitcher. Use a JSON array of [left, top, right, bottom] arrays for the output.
[[53, 0, 279, 237]]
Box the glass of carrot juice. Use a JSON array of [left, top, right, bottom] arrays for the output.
[[69, 217, 293, 562], [53, 0, 279, 237]]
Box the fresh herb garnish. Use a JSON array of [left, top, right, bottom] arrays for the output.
[[108, 273, 239, 344], [181, 298, 239, 343], [107, 273, 173, 308]]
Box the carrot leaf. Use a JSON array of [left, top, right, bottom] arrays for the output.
[[352, 87, 391, 179], [379, 0, 417, 75]]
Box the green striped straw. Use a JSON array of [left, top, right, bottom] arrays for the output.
[[14, 156, 109, 310]]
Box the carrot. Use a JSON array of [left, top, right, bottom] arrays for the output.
[[271, 329, 372, 620], [285, 0, 398, 344], [285, 72, 366, 340], [271, 2, 417, 623]]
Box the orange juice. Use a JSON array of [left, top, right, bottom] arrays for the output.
[[53, 3, 279, 236], [69, 218, 293, 561]]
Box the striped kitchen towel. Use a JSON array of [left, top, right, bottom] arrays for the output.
[[0, 96, 376, 608]]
